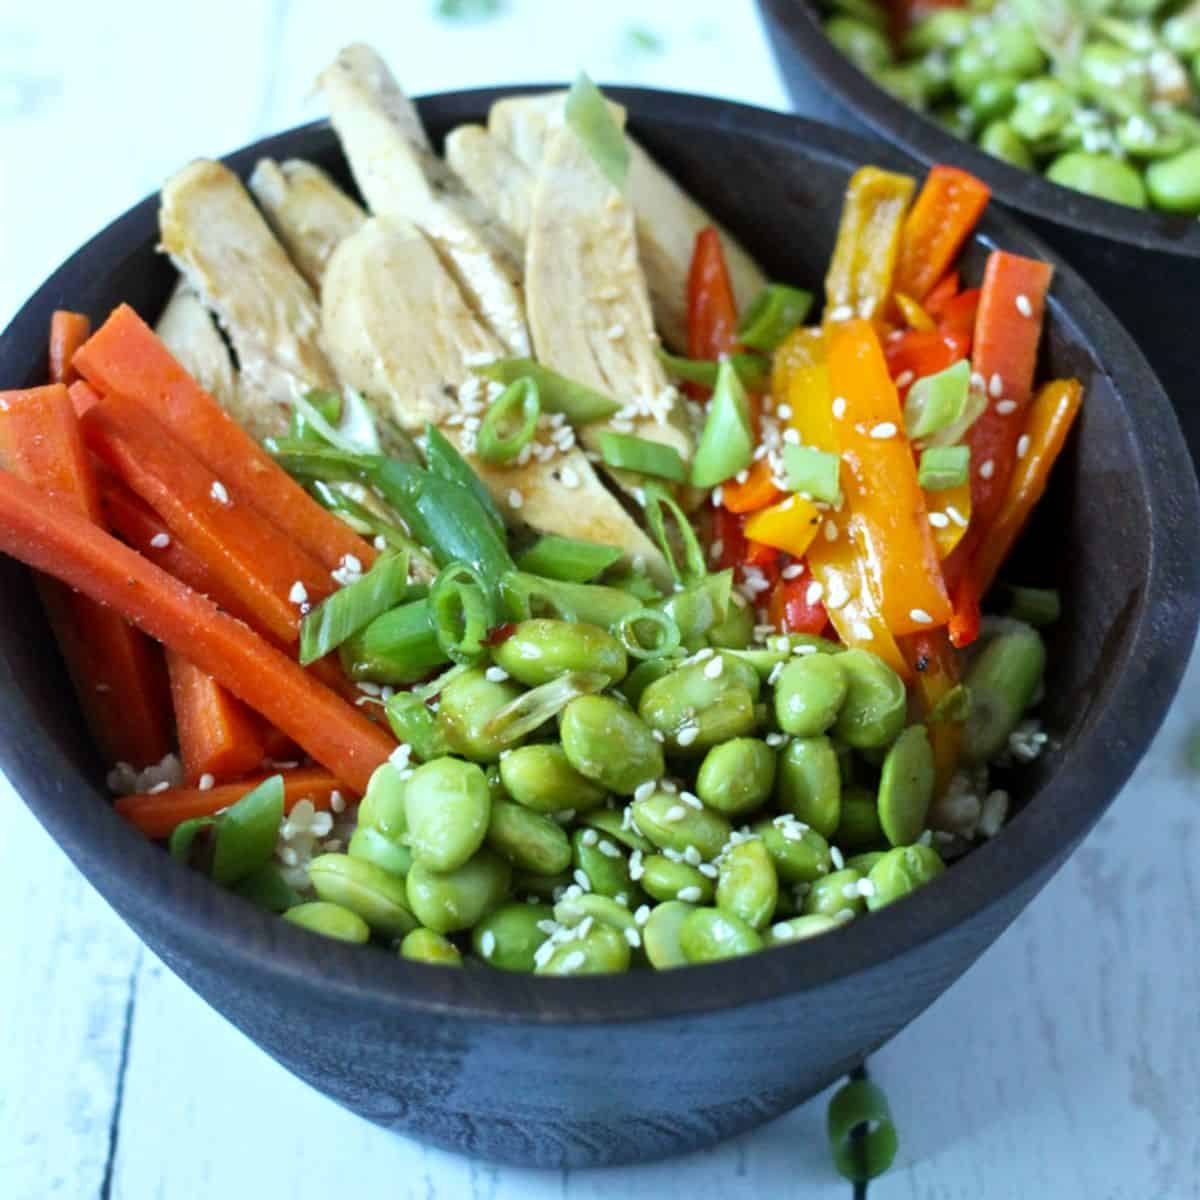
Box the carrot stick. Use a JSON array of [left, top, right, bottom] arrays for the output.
[[0, 471, 396, 793], [82, 392, 333, 645], [167, 649, 267, 786], [894, 167, 991, 303], [68, 379, 103, 417], [0, 385, 171, 767], [74, 304, 375, 572], [49, 311, 91, 386], [116, 768, 349, 839]]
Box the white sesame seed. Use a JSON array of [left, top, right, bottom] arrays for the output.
[[665, 805, 688, 822], [683, 845, 702, 866], [711, 485, 724, 507], [805, 581, 824, 606], [605, 323, 626, 341], [210, 480, 230, 505], [331, 790, 346, 814], [148, 781, 171, 795], [677, 886, 703, 903], [573, 869, 592, 893], [1017, 435, 1031, 459], [851, 620, 874, 641], [374, 535, 388, 551], [767, 662, 786, 687], [288, 581, 308, 605], [996, 399, 1017, 415], [781, 563, 805, 580], [634, 904, 651, 926], [580, 828, 599, 847], [734, 468, 750, 485], [776, 403, 793, 420], [560, 466, 579, 489], [979, 459, 995, 480], [910, 608, 934, 624], [828, 304, 854, 322], [198, 773, 215, 792], [389, 744, 412, 770], [946, 505, 968, 527], [598, 839, 621, 858], [507, 488, 524, 509], [895, 370, 915, 390], [869, 422, 898, 440], [857, 878, 876, 898], [703, 656, 724, 679], [624, 927, 642, 948], [782, 428, 800, 445], [765, 732, 786, 748], [830, 846, 845, 870], [634, 780, 656, 803], [1015, 293, 1033, 318], [563, 950, 586, 971], [772, 922, 794, 939], [988, 373, 1004, 398], [149, 532, 171, 549], [479, 930, 497, 958], [629, 849, 645, 881], [825, 577, 850, 609], [485, 666, 509, 683], [824, 519, 839, 541], [676, 725, 699, 747], [928, 511, 950, 528], [651, 729, 666, 743]]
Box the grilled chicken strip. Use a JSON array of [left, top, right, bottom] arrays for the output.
[[322, 217, 669, 579], [444, 124, 534, 243], [155, 282, 237, 411], [248, 158, 366, 292], [158, 159, 339, 439], [317, 43, 530, 356], [488, 92, 766, 351]]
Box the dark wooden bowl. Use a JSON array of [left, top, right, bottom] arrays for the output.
[[757, 0, 1200, 455], [1, 87, 1197, 1168]]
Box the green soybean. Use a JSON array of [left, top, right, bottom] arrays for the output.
[[979, 119, 1035, 169], [356, 763, 410, 839], [283, 900, 370, 943], [347, 826, 413, 878], [554, 893, 641, 942], [560, 695, 664, 794], [621, 656, 677, 708], [535, 921, 631, 974], [705, 595, 755, 649], [775, 735, 842, 837], [404, 757, 491, 872], [866, 844, 945, 910], [679, 907, 764, 962], [695, 737, 777, 817], [487, 798, 572, 875], [803, 867, 867, 921], [571, 827, 634, 899], [774, 654, 848, 737], [405, 848, 512, 934], [1045, 152, 1148, 208], [715, 839, 778, 930], [632, 791, 732, 861], [826, 15, 893, 73], [579, 807, 654, 853], [308, 853, 418, 939], [1009, 78, 1074, 142], [878, 725, 935, 846], [491, 618, 628, 686], [642, 900, 695, 968], [472, 902, 553, 971], [436, 668, 526, 763], [1146, 147, 1200, 213], [499, 743, 607, 814], [832, 649, 908, 750], [836, 785, 886, 851], [639, 854, 715, 905], [399, 927, 463, 965], [752, 821, 833, 884], [969, 74, 1020, 123], [962, 624, 1046, 763]]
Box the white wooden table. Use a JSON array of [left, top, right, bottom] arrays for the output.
[[2, 3, 1198, 1197]]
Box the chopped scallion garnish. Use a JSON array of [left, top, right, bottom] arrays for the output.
[[826, 1078, 899, 1183], [642, 482, 708, 583], [481, 671, 610, 743], [904, 359, 971, 440], [737, 284, 814, 352], [565, 72, 629, 191], [917, 444, 970, 490], [430, 560, 496, 665], [615, 607, 682, 660], [476, 378, 540, 465], [782, 444, 842, 504], [691, 358, 754, 488], [299, 551, 413, 666], [515, 535, 623, 583], [656, 348, 770, 392], [474, 358, 620, 423], [1004, 585, 1061, 627], [599, 431, 687, 482]]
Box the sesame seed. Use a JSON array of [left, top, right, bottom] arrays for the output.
[[507, 488, 523, 509], [485, 666, 509, 683], [389, 744, 412, 769], [573, 869, 592, 892], [598, 839, 621, 858], [562, 950, 586, 971], [677, 886, 703, 903], [675, 725, 699, 747], [149, 532, 171, 549], [680, 791, 703, 810], [824, 519, 839, 541], [703, 656, 724, 679], [782, 428, 800, 445], [288, 581, 308, 605], [895, 370, 915, 389], [777, 404, 793, 420], [869, 422, 897, 439], [772, 922, 794, 940], [858, 297, 877, 319], [928, 511, 949, 528], [782, 563, 804, 580], [651, 729, 666, 743], [910, 608, 933, 624], [712, 485, 724, 507], [665, 805, 688, 822], [832, 397, 847, 419], [198, 773, 215, 791], [828, 304, 853, 322], [830, 846, 845, 870], [1015, 293, 1033, 318], [767, 662, 785, 687], [480, 930, 497, 958], [634, 904, 651, 926], [580, 828, 599, 846], [946, 505, 968, 527], [210, 480, 230, 505], [560, 466, 579, 489], [605, 323, 626, 341], [148, 781, 171, 795], [734, 468, 749, 485], [683, 845, 702, 866], [996, 399, 1017, 415], [765, 732, 786, 748], [624, 927, 642, 948], [374, 535, 388, 551], [805, 581, 824, 606], [979, 459, 995, 479], [331, 790, 346, 813], [1017, 435, 1031, 459], [857, 878, 876, 898], [634, 780, 656, 803], [988, 373, 1004, 398], [851, 620, 874, 641]]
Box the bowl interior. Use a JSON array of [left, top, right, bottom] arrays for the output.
[[0, 88, 1196, 1021]]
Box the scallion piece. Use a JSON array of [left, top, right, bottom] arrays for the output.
[[475, 358, 619, 423], [904, 359, 971, 440], [481, 671, 610, 743], [826, 1079, 899, 1183], [499, 571, 641, 628], [291, 388, 342, 444], [430, 561, 495, 665], [299, 552, 413, 666], [917, 444, 970, 491], [1004, 586, 1061, 627], [515, 535, 623, 583], [565, 71, 629, 191], [476, 378, 541, 465], [691, 359, 754, 488], [423, 423, 506, 538], [599, 431, 687, 482], [737, 284, 814, 353], [615, 608, 682, 660], [929, 683, 972, 723], [384, 692, 447, 761], [338, 598, 450, 685], [170, 776, 285, 887], [413, 662, 473, 702], [655, 569, 733, 643], [656, 348, 770, 392], [920, 374, 988, 449], [308, 481, 434, 574], [782, 444, 842, 504], [642, 482, 708, 584], [604, 566, 665, 604]]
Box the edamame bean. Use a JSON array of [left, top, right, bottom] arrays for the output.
[[716, 840, 779, 930], [511, 869, 573, 901], [980, 119, 1035, 169], [836, 785, 886, 851], [865, 844, 945, 910], [639, 655, 761, 753], [765, 914, 841, 945], [308, 853, 418, 939], [492, 619, 628, 686], [437, 668, 526, 763], [902, 9, 971, 57], [399, 927, 462, 965], [696, 737, 777, 816], [385, 692, 447, 762], [845, 850, 887, 875], [878, 725, 934, 846], [832, 649, 908, 750], [877, 63, 933, 109], [554, 893, 641, 942], [560, 695, 664, 794], [404, 757, 491, 872], [621, 657, 676, 708], [499, 743, 607, 814], [632, 791, 732, 861], [1046, 151, 1148, 207], [1009, 78, 1074, 141], [579, 807, 654, 853], [487, 798, 572, 875], [535, 921, 631, 974], [642, 900, 695, 968], [774, 654, 848, 737], [827, 15, 894, 73], [572, 827, 634, 899], [1146, 146, 1200, 212], [639, 854, 715, 905], [283, 900, 370, 943], [405, 848, 512, 934], [357, 762, 409, 840], [969, 74, 1020, 123], [803, 867, 867, 920], [472, 902, 554, 971], [752, 820, 833, 883], [775, 735, 842, 837], [705, 595, 755, 649], [962, 624, 1046, 763], [679, 908, 764, 962], [347, 826, 412, 878]]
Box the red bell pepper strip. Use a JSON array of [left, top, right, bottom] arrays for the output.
[[885, 328, 971, 391], [767, 564, 830, 635], [938, 288, 981, 339], [901, 628, 963, 797], [688, 227, 740, 362], [922, 271, 960, 321]]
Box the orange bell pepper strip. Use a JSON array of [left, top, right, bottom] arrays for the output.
[[721, 460, 784, 514], [938, 287, 981, 338], [771, 326, 827, 407], [827, 320, 952, 638], [922, 271, 960, 321], [744, 494, 822, 559], [0, 384, 171, 768], [824, 167, 915, 327], [925, 481, 972, 559], [900, 628, 963, 797], [688, 227, 740, 362], [894, 166, 991, 302], [49, 311, 91, 386]]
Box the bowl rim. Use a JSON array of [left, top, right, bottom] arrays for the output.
[[758, 0, 1200, 259], [2, 84, 1198, 1026]]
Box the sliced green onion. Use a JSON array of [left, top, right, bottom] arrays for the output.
[[691, 358, 754, 488], [826, 1079, 899, 1183], [604, 566, 666, 604], [515, 535, 623, 583], [599, 431, 687, 482], [291, 388, 342, 444], [413, 662, 473, 702], [337, 387, 384, 454], [476, 378, 540, 465], [1004, 586, 1061, 627], [384, 692, 448, 761], [499, 571, 641, 628], [339, 598, 450, 685], [308, 480, 434, 575], [299, 552, 412, 666], [565, 71, 628, 191], [656, 569, 733, 643], [737, 284, 814, 353], [475, 358, 619, 423], [423, 423, 506, 538], [656, 348, 771, 392], [616, 608, 682, 660], [210, 775, 286, 886], [782, 444, 842, 504], [169, 816, 216, 865], [642, 482, 708, 584], [231, 864, 303, 914], [918, 444, 970, 491], [929, 683, 972, 723], [430, 561, 495, 664], [482, 671, 610, 743], [904, 359, 971, 440], [921, 375, 987, 449]]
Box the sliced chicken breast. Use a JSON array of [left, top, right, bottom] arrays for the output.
[[155, 281, 237, 411], [248, 158, 366, 292], [444, 124, 534, 243], [158, 159, 339, 439]]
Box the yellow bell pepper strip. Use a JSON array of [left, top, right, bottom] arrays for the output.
[[970, 378, 1083, 599], [900, 628, 963, 798], [894, 166, 991, 303], [771, 325, 827, 407], [894, 292, 936, 332], [824, 167, 915, 327], [925, 481, 972, 560], [827, 319, 952, 638], [744, 493, 822, 559]]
